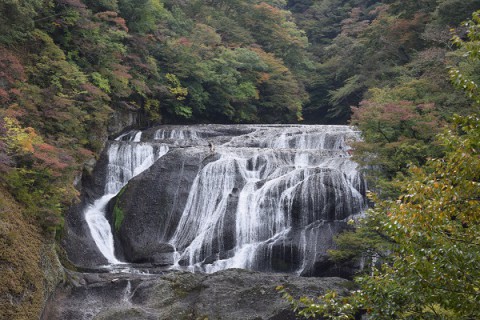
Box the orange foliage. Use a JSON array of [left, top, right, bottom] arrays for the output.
[[177, 37, 192, 46], [78, 147, 94, 158], [341, 7, 370, 36], [33, 143, 71, 174], [80, 83, 110, 101], [258, 72, 271, 83], [0, 89, 9, 102], [111, 63, 132, 80], [253, 3, 281, 16], [94, 11, 128, 32]]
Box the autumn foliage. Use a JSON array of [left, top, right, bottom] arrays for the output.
[[0, 47, 25, 103]]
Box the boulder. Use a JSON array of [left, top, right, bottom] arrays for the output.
[[108, 148, 219, 263]]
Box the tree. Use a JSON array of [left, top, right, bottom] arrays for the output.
[[0, 47, 26, 104], [434, 0, 480, 27], [449, 10, 480, 106], [350, 99, 442, 198], [0, 118, 12, 172], [118, 0, 166, 33], [1, 116, 77, 231], [0, 0, 46, 44]]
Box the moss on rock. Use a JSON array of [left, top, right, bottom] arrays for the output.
[[113, 185, 127, 232]]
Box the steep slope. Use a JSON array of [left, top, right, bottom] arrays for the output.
[[0, 186, 63, 319]]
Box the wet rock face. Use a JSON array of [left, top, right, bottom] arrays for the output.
[[42, 269, 349, 320], [62, 148, 113, 268], [66, 124, 366, 276], [107, 103, 141, 138], [109, 149, 220, 263]]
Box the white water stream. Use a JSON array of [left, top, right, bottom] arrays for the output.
[[85, 135, 169, 264], [165, 126, 365, 273]]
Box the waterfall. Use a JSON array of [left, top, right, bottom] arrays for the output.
[[169, 153, 364, 273], [85, 194, 120, 264], [122, 281, 133, 305], [104, 142, 168, 194], [154, 128, 199, 141], [85, 132, 169, 264], [116, 130, 142, 142], [82, 125, 366, 274], [159, 125, 365, 273]]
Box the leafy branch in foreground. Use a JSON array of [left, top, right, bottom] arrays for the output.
[[277, 285, 362, 320], [449, 10, 480, 105]]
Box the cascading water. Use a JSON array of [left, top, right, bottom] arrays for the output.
[[85, 195, 120, 263], [83, 125, 366, 275], [154, 128, 199, 142], [167, 128, 365, 273], [163, 125, 364, 274], [84, 133, 169, 264]]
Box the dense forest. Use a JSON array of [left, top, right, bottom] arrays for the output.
[[0, 0, 479, 318]]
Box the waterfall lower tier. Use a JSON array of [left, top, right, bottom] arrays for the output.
[[72, 125, 366, 276], [84, 194, 120, 264], [82, 142, 169, 266]]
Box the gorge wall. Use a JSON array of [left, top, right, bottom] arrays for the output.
[[64, 125, 366, 277]]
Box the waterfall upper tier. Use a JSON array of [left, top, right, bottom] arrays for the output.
[[66, 124, 366, 276]]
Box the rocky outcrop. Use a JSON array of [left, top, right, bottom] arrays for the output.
[[53, 124, 366, 320], [62, 201, 110, 268], [108, 148, 219, 263], [107, 102, 142, 138], [42, 269, 350, 320]]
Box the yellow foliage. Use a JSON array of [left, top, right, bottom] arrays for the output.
[[165, 73, 188, 100], [2, 117, 42, 154]]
